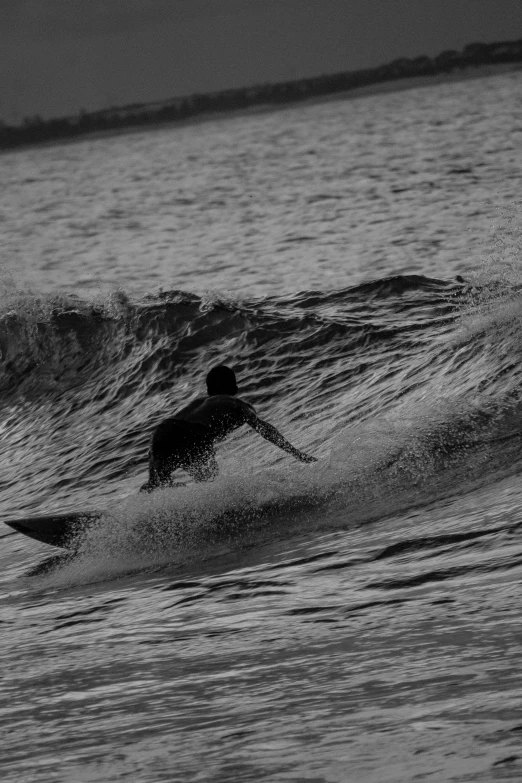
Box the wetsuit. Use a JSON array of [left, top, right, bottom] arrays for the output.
[[140, 392, 316, 492], [140, 418, 216, 492]]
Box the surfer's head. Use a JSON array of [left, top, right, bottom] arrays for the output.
[[206, 365, 238, 396]]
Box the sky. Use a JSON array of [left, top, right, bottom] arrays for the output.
[[1, 0, 521, 123]]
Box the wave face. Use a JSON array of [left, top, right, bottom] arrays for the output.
[[1, 272, 522, 533]]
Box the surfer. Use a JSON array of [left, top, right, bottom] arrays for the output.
[[140, 365, 317, 492]]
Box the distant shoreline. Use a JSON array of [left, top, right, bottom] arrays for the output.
[[1, 42, 521, 152], [213, 62, 522, 124], [41, 63, 522, 149], [296, 62, 522, 105]]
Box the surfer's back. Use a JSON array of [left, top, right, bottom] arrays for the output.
[[141, 364, 316, 493], [174, 394, 255, 439]]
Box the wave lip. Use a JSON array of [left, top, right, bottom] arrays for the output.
[[0, 274, 463, 398]]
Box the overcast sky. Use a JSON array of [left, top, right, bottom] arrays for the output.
[[1, 0, 521, 123]]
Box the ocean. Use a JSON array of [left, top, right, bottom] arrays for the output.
[[1, 69, 522, 782]]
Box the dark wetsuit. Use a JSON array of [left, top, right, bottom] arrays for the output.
[[140, 418, 216, 492], [140, 393, 316, 492]]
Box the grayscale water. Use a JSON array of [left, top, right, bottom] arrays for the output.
[[1, 70, 522, 782]]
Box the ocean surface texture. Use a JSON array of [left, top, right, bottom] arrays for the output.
[[1, 70, 522, 782]]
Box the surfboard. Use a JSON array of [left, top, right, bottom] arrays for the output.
[[3, 510, 103, 549], [4, 480, 324, 552]]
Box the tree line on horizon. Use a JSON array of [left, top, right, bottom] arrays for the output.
[[1, 38, 521, 151]]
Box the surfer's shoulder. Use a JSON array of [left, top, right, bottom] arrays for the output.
[[173, 394, 255, 427], [205, 394, 256, 422], [233, 396, 257, 422]]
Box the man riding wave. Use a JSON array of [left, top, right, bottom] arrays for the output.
[[141, 365, 316, 492]]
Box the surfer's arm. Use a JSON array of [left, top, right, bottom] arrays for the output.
[[246, 412, 317, 463]]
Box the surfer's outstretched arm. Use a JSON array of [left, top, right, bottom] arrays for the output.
[[247, 414, 317, 463]]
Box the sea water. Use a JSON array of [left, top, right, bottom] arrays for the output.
[[1, 70, 522, 782]]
